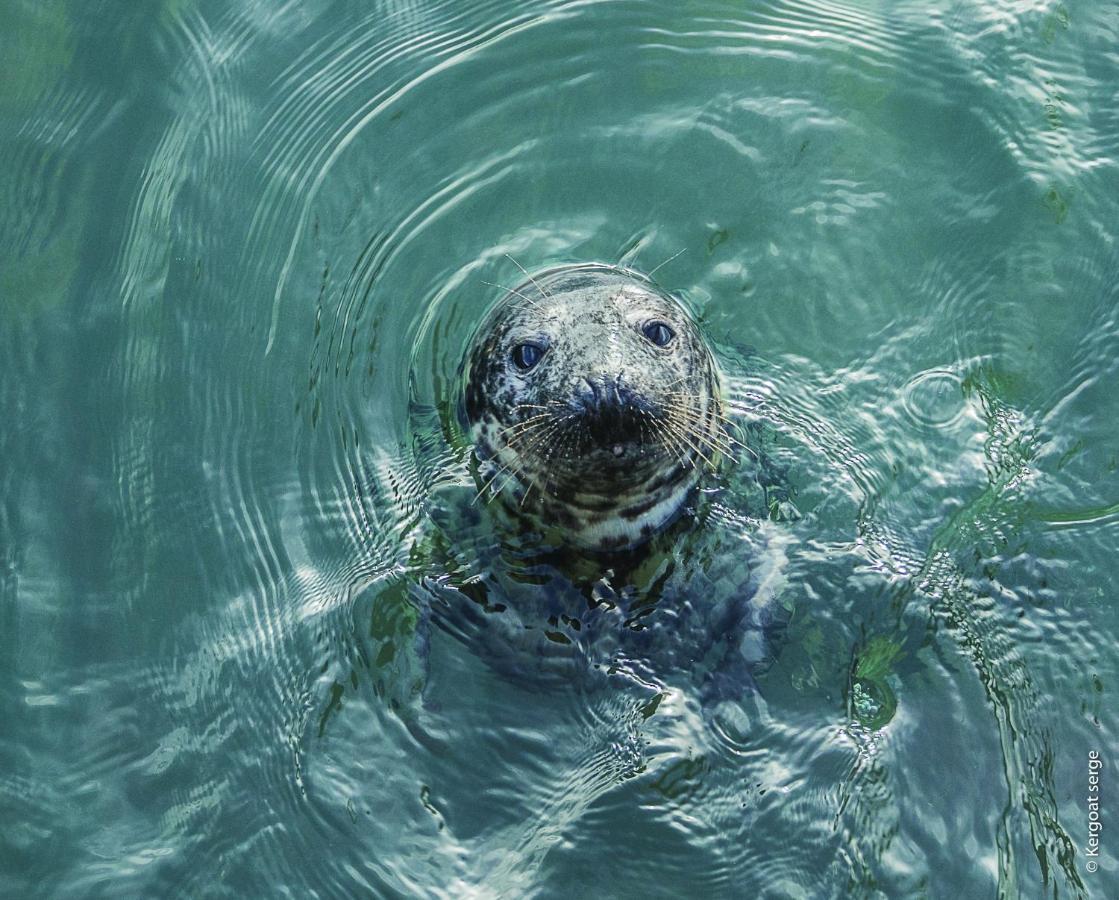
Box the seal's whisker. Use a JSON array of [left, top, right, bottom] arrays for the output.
[[685, 425, 736, 461], [641, 409, 689, 471], [646, 247, 686, 279], [507, 411, 553, 425], [663, 400, 736, 436], [692, 429, 736, 468], [500, 427, 551, 453], [504, 254, 551, 300], [678, 421, 733, 456], [555, 417, 581, 467], [539, 419, 579, 498], [664, 408, 718, 470], [646, 408, 696, 470], [709, 424, 757, 460], [677, 407, 734, 454], [508, 426, 562, 461], [661, 394, 745, 450], [505, 414, 577, 468], [663, 430, 702, 472], [617, 243, 642, 271], [506, 411, 577, 441], [542, 436, 567, 498], [538, 417, 575, 500], [492, 466, 527, 505], [471, 459, 514, 506], [498, 413, 553, 439], [697, 414, 757, 459], [519, 471, 544, 508], [481, 280, 541, 309], [665, 399, 758, 459]]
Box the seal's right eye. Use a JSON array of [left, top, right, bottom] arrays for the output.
[[511, 342, 544, 371], [642, 321, 675, 347]]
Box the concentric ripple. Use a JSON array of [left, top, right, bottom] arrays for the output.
[[903, 369, 966, 429]]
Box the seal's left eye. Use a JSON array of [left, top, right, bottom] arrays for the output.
[[511, 342, 544, 371], [642, 321, 675, 347]]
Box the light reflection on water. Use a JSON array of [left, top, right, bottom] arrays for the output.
[[1, 0, 1117, 896]]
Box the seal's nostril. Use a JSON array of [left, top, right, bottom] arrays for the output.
[[614, 374, 632, 407], [575, 374, 641, 415], [576, 375, 614, 413], [576, 376, 601, 412]]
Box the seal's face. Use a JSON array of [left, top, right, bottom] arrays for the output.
[[463, 264, 724, 551]]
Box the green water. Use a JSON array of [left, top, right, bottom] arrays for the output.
[[2, 0, 1117, 896]]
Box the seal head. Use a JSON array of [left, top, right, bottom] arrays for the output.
[[462, 263, 725, 551]]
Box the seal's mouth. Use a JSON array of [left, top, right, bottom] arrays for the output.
[[602, 439, 666, 461], [579, 406, 644, 440], [568, 407, 659, 465], [567, 374, 659, 455]]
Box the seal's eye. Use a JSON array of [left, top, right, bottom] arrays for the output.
[[642, 321, 675, 347], [511, 342, 544, 371]]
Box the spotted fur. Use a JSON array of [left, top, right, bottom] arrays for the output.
[[461, 263, 725, 551]]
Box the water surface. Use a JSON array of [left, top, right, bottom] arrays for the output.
[[2, 0, 1117, 896]]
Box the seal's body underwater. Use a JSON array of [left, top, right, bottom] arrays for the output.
[[462, 263, 726, 551]]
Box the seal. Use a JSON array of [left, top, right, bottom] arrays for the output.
[[461, 262, 727, 551]]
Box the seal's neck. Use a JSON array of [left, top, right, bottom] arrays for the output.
[[498, 458, 705, 553]]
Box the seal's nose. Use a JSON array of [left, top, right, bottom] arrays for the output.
[[571, 374, 647, 451], [575, 374, 628, 415]]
